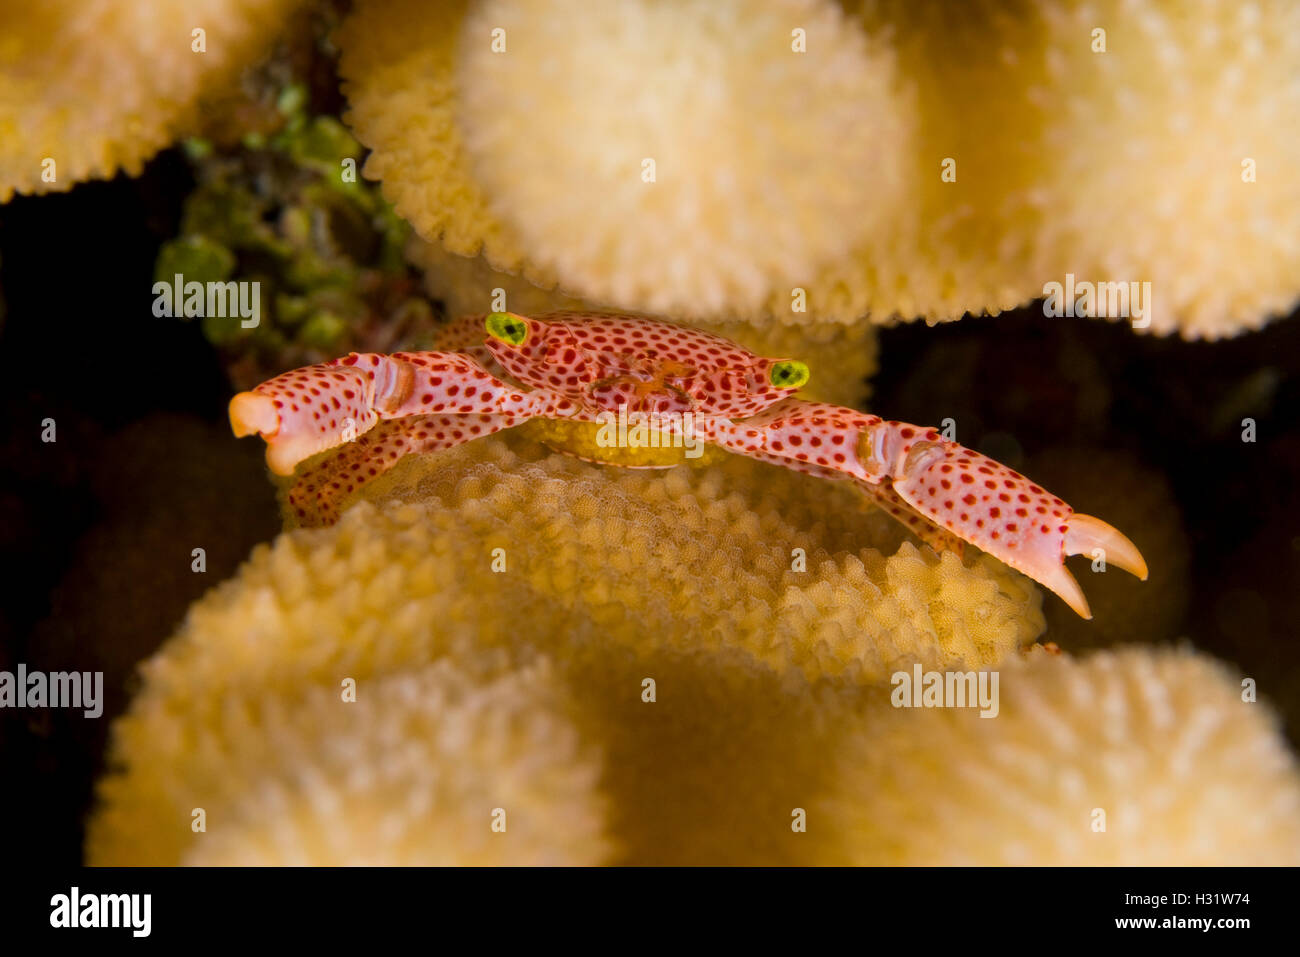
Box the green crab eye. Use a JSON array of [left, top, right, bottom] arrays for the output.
[[769, 360, 810, 389], [485, 312, 529, 346]]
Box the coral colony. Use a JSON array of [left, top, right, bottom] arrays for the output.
[[3, 0, 1299, 867]]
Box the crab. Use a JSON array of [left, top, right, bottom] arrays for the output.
[[229, 310, 1148, 618]]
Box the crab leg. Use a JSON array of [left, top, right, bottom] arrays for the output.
[[229, 350, 580, 476], [429, 313, 507, 375], [286, 412, 534, 525], [858, 483, 969, 556], [718, 399, 1147, 618], [705, 416, 966, 555]]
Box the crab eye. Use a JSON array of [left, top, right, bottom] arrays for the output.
[[485, 312, 529, 346], [768, 360, 810, 389]]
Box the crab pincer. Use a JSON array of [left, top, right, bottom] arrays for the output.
[[717, 399, 1148, 618], [869, 425, 1148, 619]]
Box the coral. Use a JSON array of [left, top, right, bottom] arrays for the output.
[[346, 0, 1300, 333], [178, 660, 613, 866], [455, 0, 908, 318], [831, 0, 1300, 335], [0, 0, 305, 201], [53, 0, 1298, 870], [91, 638, 612, 865], [337, 0, 527, 272], [87, 433, 1044, 864], [94, 454, 1298, 864], [295, 433, 1044, 679], [781, 0, 1045, 325], [339, 0, 910, 321], [1019, 0, 1300, 339], [812, 647, 1300, 865]]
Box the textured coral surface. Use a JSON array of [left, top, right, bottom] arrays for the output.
[[4, 0, 1294, 870], [166, 659, 612, 866], [0, 0, 305, 200], [1019, 0, 1300, 339], [345, 0, 1300, 335], [88, 452, 1300, 863], [88, 433, 1046, 864], [814, 648, 1300, 865], [456, 0, 908, 317], [343, 0, 909, 320]]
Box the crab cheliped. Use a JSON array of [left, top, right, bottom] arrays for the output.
[[229, 311, 1148, 618]]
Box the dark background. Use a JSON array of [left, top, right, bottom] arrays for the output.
[[2, 153, 1297, 866]]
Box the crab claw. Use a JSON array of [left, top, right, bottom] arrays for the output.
[[229, 391, 280, 439], [1029, 514, 1147, 620], [230, 389, 318, 476], [880, 429, 1148, 619], [1006, 515, 1147, 619], [1036, 562, 1092, 620], [228, 360, 384, 476], [1064, 513, 1149, 581]]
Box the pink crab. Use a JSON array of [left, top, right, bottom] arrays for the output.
[[229, 311, 1148, 618]]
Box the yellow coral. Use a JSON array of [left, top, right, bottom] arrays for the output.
[[307, 433, 1044, 680], [455, 0, 909, 317], [774, 0, 1045, 324], [0, 0, 303, 201], [88, 433, 1044, 864], [821, 0, 1300, 335], [340, 0, 911, 320], [179, 660, 613, 866], [337, 0, 531, 272], [1020, 0, 1300, 338], [347, 0, 1300, 333], [812, 647, 1300, 865]]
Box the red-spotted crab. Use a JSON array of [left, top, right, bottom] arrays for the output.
[[230, 311, 1147, 617]]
